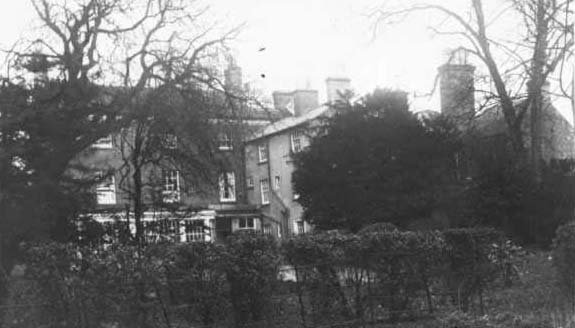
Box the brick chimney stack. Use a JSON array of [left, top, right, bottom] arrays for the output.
[[292, 89, 319, 116], [438, 49, 475, 123], [272, 91, 295, 115], [326, 77, 351, 104]]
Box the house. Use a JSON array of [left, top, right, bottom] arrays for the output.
[[437, 50, 574, 164], [74, 61, 289, 243], [244, 78, 351, 236]]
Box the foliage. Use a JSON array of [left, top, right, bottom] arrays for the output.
[[442, 228, 503, 313], [461, 147, 575, 246], [552, 222, 575, 313], [284, 229, 447, 324], [223, 231, 282, 327], [2, 229, 523, 327], [293, 88, 462, 232], [153, 242, 230, 326]]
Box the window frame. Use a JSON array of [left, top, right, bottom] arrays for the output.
[[258, 143, 268, 163], [184, 220, 205, 242], [96, 173, 116, 205], [162, 170, 181, 203], [238, 217, 255, 229], [219, 172, 236, 202], [246, 176, 254, 189], [260, 178, 270, 205], [218, 132, 233, 151], [290, 129, 303, 153]]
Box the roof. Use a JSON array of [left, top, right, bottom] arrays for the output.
[[247, 105, 330, 142]]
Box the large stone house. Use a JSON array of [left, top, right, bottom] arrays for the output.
[[75, 62, 289, 243], [244, 78, 351, 236]]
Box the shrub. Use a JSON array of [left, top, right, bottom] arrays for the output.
[[552, 221, 575, 312], [155, 242, 230, 326], [442, 228, 503, 313], [223, 231, 281, 327]]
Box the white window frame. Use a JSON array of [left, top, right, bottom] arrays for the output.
[[162, 170, 180, 203], [92, 135, 113, 149], [260, 178, 270, 205], [184, 220, 205, 242], [274, 176, 281, 190], [258, 143, 268, 163], [218, 132, 233, 151], [238, 217, 255, 229], [290, 129, 303, 153], [96, 174, 116, 205], [219, 172, 236, 202]]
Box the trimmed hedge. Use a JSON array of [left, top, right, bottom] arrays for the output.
[[3, 228, 510, 327]]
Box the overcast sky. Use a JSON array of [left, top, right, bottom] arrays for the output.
[[0, 0, 572, 119]]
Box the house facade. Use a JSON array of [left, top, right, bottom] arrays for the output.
[[244, 78, 351, 236], [75, 62, 289, 243]]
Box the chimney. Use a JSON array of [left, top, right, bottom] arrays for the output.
[[292, 89, 319, 116], [272, 91, 295, 114], [325, 77, 351, 104], [224, 58, 242, 92], [438, 49, 475, 123]]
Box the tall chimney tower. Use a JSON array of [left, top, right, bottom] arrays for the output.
[[438, 49, 475, 124]]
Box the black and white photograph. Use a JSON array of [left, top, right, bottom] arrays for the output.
[[0, 0, 573, 327]]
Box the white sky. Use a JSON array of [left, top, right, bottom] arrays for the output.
[[0, 0, 572, 119]]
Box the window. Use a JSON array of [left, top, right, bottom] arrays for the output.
[[162, 170, 180, 203], [297, 221, 305, 234], [274, 176, 281, 190], [96, 174, 116, 205], [219, 172, 236, 202], [164, 134, 177, 149], [238, 218, 255, 229], [246, 176, 254, 189], [143, 219, 179, 243], [93, 135, 113, 149], [218, 132, 233, 151], [185, 220, 205, 242], [290, 130, 303, 153], [258, 143, 268, 163], [260, 178, 270, 205]]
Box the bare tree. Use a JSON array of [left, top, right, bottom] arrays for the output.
[[0, 0, 245, 251], [374, 0, 573, 177]]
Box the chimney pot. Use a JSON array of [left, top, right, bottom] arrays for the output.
[[326, 77, 352, 104]]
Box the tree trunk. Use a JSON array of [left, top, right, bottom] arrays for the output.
[[528, 0, 549, 183], [133, 167, 144, 245]]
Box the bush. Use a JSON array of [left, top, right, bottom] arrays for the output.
[[442, 228, 503, 313], [552, 221, 575, 312], [157, 242, 230, 326], [223, 232, 281, 328]]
